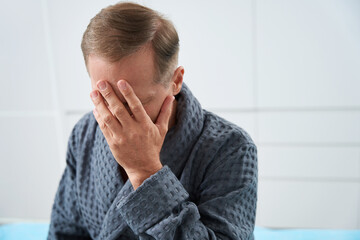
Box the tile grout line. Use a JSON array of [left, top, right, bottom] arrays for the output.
[[208, 107, 360, 113], [259, 176, 360, 183], [0, 111, 58, 117], [257, 142, 360, 147], [0, 218, 49, 225], [1, 106, 360, 116]]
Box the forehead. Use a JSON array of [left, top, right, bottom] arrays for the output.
[[87, 48, 157, 101]]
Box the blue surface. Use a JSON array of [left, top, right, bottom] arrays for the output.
[[254, 226, 360, 240], [1, 223, 360, 240], [0, 223, 49, 240]]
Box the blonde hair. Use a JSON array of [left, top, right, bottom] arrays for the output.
[[81, 2, 179, 85]]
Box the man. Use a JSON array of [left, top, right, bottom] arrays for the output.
[[48, 2, 258, 240]]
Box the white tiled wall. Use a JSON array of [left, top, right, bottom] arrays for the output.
[[257, 181, 360, 229], [1, 0, 359, 229], [0, 0, 53, 111], [0, 115, 61, 220], [258, 111, 360, 144], [259, 146, 360, 179], [257, 0, 360, 108]]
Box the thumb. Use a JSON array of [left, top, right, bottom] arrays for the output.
[[155, 95, 175, 135]]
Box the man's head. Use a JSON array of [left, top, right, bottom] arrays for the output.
[[82, 2, 184, 124], [81, 2, 180, 86]]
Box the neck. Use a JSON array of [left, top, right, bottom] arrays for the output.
[[168, 98, 178, 129]]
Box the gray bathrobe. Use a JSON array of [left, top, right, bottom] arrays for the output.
[[48, 83, 258, 240]]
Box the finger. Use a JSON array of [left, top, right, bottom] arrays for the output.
[[90, 89, 122, 136], [117, 80, 150, 123], [96, 80, 132, 126], [93, 108, 113, 139], [155, 95, 175, 135]]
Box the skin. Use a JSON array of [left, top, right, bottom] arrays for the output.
[[88, 45, 184, 190]]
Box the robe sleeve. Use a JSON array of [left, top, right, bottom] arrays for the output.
[[47, 128, 91, 240], [116, 143, 258, 240]]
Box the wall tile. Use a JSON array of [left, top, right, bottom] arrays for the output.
[[0, 116, 61, 220], [258, 111, 360, 144], [257, 0, 360, 108], [258, 145, 360, 179], [0, 0, 53, 111], [256, 180, 360, 229]]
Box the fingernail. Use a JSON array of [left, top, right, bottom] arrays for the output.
[[118, 80, 127, 90], [97, 81, 106, 90], [90, 91, 98, 99]]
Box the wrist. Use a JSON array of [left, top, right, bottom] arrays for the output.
[[127, 163, 163, 190]]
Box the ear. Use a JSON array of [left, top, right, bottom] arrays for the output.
[[170, 66, 184, 95]]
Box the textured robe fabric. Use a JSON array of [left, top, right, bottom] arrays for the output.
[[48, 83, 258, 240]]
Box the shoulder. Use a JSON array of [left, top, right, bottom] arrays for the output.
[[191, 110, 257, 201], [201, 110, 256, 149], [196, 110, 257, 179], [68, 111, 98, 154]]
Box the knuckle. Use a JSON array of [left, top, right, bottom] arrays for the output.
[[118, 137, 125, 145], [129, 132, 139, 140], [123, 89, 132, 96], [142, 123, 151, 132], [113, 135, 121, 143], [103, 90, 112, 99], [100, 122, 107, 130], [113, 106, 125, 118], [145, 122, 153, 129], [103, 114, 112, 124], [92, 95, 100, 104], [108, 140, 117, 148], [131, 103, 142, 113], [162, 126, 168, 134], [131, 132, 140, 139]]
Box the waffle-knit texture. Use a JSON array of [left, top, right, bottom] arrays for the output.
[[48, 83, 258, 240]]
